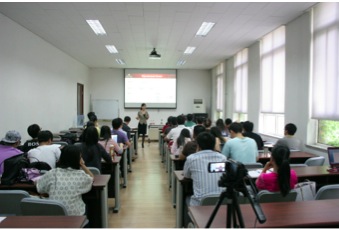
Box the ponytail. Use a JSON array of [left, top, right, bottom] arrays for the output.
[[272, 145, 291, 197], [277, 160, 291, 197]]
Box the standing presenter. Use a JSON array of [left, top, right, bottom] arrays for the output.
[[136, 103, 149, 148]]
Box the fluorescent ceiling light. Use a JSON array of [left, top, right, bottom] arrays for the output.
[[106, 45, 118, 54], [86, 20, 106, 35], [184, 46, 196, 55], [116, 59, 125, 65], [196, 22, 215, 37], [177, 60, 186, 66]]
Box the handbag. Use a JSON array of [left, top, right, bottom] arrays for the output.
[[294, 180, 316, 201]]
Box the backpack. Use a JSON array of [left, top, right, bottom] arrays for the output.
[[1, 154, 29, 185]]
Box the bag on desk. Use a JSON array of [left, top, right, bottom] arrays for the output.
[[294, 180, 316, 201]]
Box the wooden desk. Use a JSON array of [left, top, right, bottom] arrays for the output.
[[170, 155, 186, 208], [101, 156, 121, 213], [0, 175, 110, 228], [189, 199, 339, 228], [0, 216, 87, 228], [258, 151, 318, 164], [130, 129, 138, 154], [174, 166, 339, 227]]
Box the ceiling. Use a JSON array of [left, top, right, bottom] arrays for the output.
[[0, 2, 317, 70]]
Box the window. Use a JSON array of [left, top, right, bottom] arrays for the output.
[[318, 120, 339, 146], [233, 113, 248, 123], [216, 63, 224, 111], [234, 48, 248, 114], [259, 26, 286, 136], [312, 3, 339, 146]]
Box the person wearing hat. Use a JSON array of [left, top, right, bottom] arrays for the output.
[[0, 130, 23, 175]]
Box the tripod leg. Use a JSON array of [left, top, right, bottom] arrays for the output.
[[227, 202, 232, 228], [232, 191, 245, 228], [205, 191, 227, 228]]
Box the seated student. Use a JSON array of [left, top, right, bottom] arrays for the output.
[[0, 130, 23, 175], [36, 145, 94, 216], [221, 122, 258, 164], [242, 121, 264, 150], [224, 118, 232, 137], [27, 130, 61, 169], [122, 116, 132, 139], [183, 132, 226, 206], [171, 128, 191, 156], [21, 124, 40, 152], [184, 114, 196, 128], [89, 114, 100, 135], [79, 121, 95, 142], [180, 125, 206, 160], [98, 125, 123, 155], [256, 145, 298, 196], [210, 126, 227, 152], [165, 115, 188, 142], [162, 116, 173, 134], [216, 119, 227, 137], [112, 118, 131, 148], [164, 116, 177, 136], [203, 118, 212, 131], [79, 126, 113, 172], [275, 123, 301, 151]]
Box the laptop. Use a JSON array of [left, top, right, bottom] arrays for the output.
[[327, 147, 339, 171]]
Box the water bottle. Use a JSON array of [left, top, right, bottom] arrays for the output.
[[110, 144, 115, 160]]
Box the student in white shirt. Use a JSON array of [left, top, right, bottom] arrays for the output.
[[28, 130, 61, 169]]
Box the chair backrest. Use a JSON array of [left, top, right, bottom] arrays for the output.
[[52, 141, 68, 146], [315, 184, 339, 200], [0, 190, 30, 216], [87, 166, 101, 175], [20, 197, 68, 216], [199, 193, 249, 206], [256, 190, 297, 203], [244, 162, 263, 169], [304, 156, 325, 166], [290, 164, 307, 167]]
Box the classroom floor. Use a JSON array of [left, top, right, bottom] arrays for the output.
[[107, 141, 176, 228]]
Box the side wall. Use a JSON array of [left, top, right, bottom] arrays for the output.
[[0, 13, 90, 141]]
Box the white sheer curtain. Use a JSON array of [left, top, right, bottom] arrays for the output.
[[234, 48, 248, 113], [312, 2, 339, 120], [260, 26, 285, 114], [216, 63, 224, 111]]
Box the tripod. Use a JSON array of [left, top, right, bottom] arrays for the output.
[[205, 186, 245, 228]]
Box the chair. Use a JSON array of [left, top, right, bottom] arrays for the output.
[[87, 167, 101, 175], [244, 162, 263, 169], [20, 198, 68, 216], [304, 156, 325, 166], [290, 163, 307, 167], [52, 141, 68, 146], [256, 190, 297, 203], [315, 184, 339, 200], [0, 190, 30, 216]]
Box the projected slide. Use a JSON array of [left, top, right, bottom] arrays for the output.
[[124, 69, 177, 108]]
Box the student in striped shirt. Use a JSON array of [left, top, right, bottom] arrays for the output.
[[183, 132, 227, 206]]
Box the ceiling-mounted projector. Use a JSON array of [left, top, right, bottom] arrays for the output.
[[149, 48, 161, 59]]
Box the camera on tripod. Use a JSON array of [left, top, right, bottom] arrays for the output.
[[208, 160, 248, 193], [206, 160, 266, 228]]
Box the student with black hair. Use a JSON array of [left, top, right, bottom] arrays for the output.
[[79, 126, 112, 172], [210, 126, 227, 152], [122, 116, 132, 139], [185, 114, 196, 127], [171, 128, 191, 156], [22, 124, 41, 152], [27, 130, 61, 169], [165, 115, 188, 142], [215, 119, 227, 137], [98, 125, 123, 155], [112, 118, 131, 148], [256, 145, 298, 196], [275, 123, 301, 150], [36, 145, 93, 216], [221, 122, 258, 163], [242, 121, 264, 150], [224, 118, 232, 137]]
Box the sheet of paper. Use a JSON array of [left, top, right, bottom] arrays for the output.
[[0, 217, 7, 223]]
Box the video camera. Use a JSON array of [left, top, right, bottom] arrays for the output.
[[208, 160, 248, 192]]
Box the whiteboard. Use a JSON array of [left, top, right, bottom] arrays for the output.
[[92, 99, 119, 120]]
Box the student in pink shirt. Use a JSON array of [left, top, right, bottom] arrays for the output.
[[256, 145, 298, 196]]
